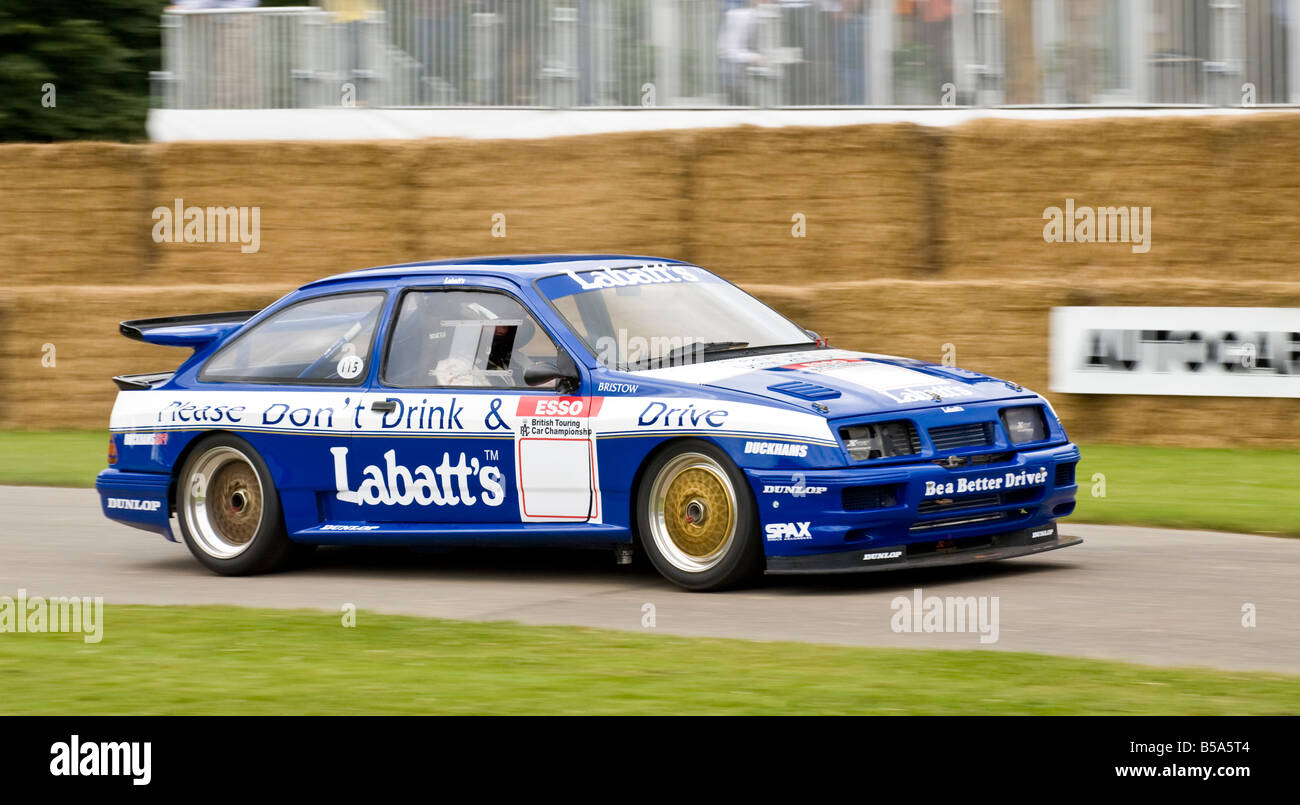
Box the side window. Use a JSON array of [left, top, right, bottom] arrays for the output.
[[384, 290, 560, 388], [201, 292, 385, 385]]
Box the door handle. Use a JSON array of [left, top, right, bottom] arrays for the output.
[[370, 400, 398, 414]]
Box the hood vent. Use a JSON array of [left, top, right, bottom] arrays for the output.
[[768, 380, 841, 401]]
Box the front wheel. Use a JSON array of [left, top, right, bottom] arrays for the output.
[[176, 434, 307, 575], [636, 440, 763, 591]]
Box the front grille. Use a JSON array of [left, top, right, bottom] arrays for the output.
[[917, 494, 1001, 515], [1055, 462, 1077, 486], [909, 511, 1013, 532], [966, 451, 1014, 466], [917, 487, 1039, 516], [842, 484, 900, 511], [928, 422, 994, 451], [931, 451, 1015, 469], [891, 422, 923, 456]]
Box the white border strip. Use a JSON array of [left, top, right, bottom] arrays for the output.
[[147, 106, 1300, 142]]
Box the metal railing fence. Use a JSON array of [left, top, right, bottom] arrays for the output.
[[151, 0, 1300, 109]]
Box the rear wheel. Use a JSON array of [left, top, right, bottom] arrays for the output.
[[176, 434, 306, 575], [636, 440, 762, 591]]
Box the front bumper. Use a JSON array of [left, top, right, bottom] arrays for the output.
[[765, 521, 1081, 574], [749, 442, 1080, 559]]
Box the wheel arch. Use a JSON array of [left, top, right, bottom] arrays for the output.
[[167, 429, 241, 514]]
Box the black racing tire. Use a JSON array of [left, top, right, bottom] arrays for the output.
[[635, 439, 763, 591], [175, 434, 309, 575]]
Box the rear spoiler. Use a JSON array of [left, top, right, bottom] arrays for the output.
[[119, 310, 260, 349], [112, 371, 175, 391]]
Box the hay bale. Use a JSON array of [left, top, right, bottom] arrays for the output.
[[0, 143, 149, 287], [0, 285, 287, 430], [407, 130, 694, 263], [939, 116, 1224, 281], [690, 124, 931, 286], [146, 141, 423, 287], [1211, 113, 1300, 274]]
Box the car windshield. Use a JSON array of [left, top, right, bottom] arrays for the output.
[[538, 264, 814, 370]]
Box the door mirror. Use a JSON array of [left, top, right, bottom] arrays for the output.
[[524, 360, 579, 394]]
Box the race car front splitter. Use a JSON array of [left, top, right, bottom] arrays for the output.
[[764, 522, 1082, 575]]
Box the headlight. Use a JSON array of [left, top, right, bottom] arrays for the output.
[[1000, 405, 1048, 444], [839, 420, 919, 461]]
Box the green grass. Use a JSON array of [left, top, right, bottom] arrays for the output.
[[0, 430, 105, 487], [1, 605, 1296, 715], [1, 431, 1296, 536], [1073, 444, 1300, 536]]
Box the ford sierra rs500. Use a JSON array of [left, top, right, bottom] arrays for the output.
[[97, 255, 1080, 590]]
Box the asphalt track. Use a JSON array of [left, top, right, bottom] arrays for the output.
[[3, 486, 1297, 673]]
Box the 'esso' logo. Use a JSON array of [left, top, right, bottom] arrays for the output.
[[537, 398, 583, 416], [516, 396, 604, 418]]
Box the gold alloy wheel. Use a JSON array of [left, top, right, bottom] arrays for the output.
[[183, 446, 265, 560], [648, 453, 739, 573], [208, 461, 261, 546]]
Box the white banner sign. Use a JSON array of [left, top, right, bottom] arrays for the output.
[[1049, 307, 1300, 398]]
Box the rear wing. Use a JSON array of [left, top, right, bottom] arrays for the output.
[[114, 309, 260, 391], [119, 310, 260, 348], [112, 371, 176, 391]]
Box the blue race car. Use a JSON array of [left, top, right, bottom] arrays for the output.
[[98, 255, 1080, 590]]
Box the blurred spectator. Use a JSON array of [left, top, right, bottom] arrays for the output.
[[894, 0, 953, 103], [894, 0, 952, 22], [170, 0, 260, 108], [830, 0, 865, 104], [780, 0, 816, 104], [323, 0, 378, 105], [1063, 0, 1099, 104], [414, 1, 463, 106], [502, 0, 543, 105], [718, 0, 764, 105]]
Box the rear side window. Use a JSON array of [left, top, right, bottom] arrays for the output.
[[201, 292, 385, 385]]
